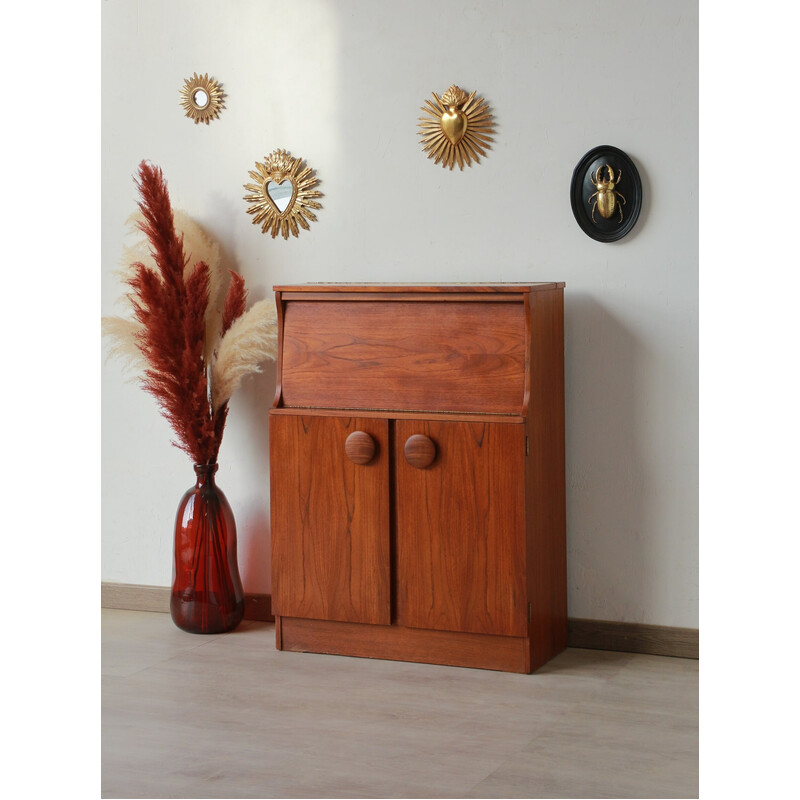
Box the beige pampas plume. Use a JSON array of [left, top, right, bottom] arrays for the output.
[[211, 299, 278, 412], [120, 210, 221, 282], [101, 316, 147, 377]]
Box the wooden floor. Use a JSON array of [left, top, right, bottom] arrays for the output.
[[102, 609, 698, 799]]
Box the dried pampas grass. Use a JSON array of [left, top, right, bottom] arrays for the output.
[[119, 209, 227, 366], [103, 160, 277, 464], [100, 316, 147, 377], [211, 299, 278, 412]]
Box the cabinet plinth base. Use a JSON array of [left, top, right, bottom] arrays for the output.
[[276, 616, 561, 673]]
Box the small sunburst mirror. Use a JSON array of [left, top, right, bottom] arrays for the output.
[[243, 149, 322, 240], [179, 73, 225, 125], [418, 84, 495, 170]]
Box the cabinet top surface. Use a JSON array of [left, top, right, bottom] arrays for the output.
[[274, 282, 564, 294]]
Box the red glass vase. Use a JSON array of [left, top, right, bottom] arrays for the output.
[[170, 463, 245, 634]]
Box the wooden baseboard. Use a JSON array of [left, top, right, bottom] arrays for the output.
[[101, 582, 170, 613], [568, 617, 698, 659], [100, 582, 273, 622], [101, 583, 697, 659]]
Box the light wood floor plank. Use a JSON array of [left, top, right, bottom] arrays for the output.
[[102, 609, 698, 798]]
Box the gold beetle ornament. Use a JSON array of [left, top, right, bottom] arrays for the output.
[[588, 164, 626, 224], [570, 146, 642, 242]]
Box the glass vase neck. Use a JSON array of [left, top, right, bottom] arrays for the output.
[[193, 463, 218, 486]]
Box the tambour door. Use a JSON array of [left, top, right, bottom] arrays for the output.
[[394, 419, 528, 637], [270, 414, 390, 625], [278, 296, 528, 415]]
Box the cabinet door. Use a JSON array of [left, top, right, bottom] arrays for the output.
[[394, 420, 527, 637], [270, 414, 390, 625]]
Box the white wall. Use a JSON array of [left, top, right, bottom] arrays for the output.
[[101, 0, 698, 628]]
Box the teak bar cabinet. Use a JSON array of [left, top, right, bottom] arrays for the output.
[[269, 284, 567, 673]]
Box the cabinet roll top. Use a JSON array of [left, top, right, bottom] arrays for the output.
[[276, 293, 530, 414]]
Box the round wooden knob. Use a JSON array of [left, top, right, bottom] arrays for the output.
[[404, 434, 436, 469], [345, 431, 376, 465]]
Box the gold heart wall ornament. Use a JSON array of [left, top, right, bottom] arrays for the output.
[[441, 107, 468, 145], [243, 149, 322, 240], [418, 85, 494, 170]]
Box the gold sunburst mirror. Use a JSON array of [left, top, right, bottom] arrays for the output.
[[418, 84, 495, 170], [179, 73, 225, 124], [243, 149, 322, 240]]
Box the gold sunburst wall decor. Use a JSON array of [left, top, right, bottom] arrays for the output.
[[179, 73, 225, 124], [243, 149, 322, 240], [418, 84, 495, 170]]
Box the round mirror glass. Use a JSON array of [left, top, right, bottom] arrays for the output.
[[193, 89, 209, 108]]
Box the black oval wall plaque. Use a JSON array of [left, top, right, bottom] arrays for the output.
[[570, 145, 642, 242]]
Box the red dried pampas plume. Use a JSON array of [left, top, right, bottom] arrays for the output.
[[126, 162, 245, 464], [103, 161, 277, 465]]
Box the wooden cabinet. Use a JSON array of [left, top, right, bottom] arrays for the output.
[[269, 284, 567, 673]]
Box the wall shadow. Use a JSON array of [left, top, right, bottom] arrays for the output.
[[231, 360, 276, 593], [564, 292, 649, 622]]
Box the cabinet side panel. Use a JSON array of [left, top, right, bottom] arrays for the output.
[[271, 290, 286, 408], [395, 420, 527, 637], [270, 414, 390, 625], [280, 300, 527, 413], [526, 289, 568, 669]]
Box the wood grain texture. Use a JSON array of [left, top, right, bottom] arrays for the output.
[[394, 420, 527, 638], [279, 299, 527, 413], [344, 431, 376, 465], [525, 288, 568, 670], [278, 616, 530, 673], [270, 415, 390, 625], [403, 433, 436, 468]]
